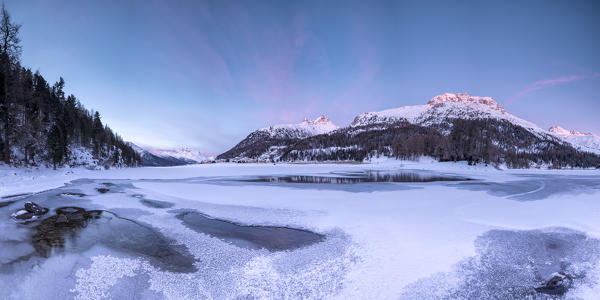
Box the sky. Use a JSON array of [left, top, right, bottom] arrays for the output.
[[7, 0, 600, 154]]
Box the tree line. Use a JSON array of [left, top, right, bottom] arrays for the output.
[[279, 119, 600, 168], [0, 5, 140, 168], [220, 117, 600, 169]]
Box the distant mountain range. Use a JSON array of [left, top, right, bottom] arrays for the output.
[[128, 143, 214, 166], [218, 93, 600, 168], [548, 126, 600, 155]]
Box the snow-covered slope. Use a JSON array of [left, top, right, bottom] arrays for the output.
[[259, 115, 339, 139], [351, 93, 543, 133], [151, 148, 215, 162], [217, 116, 339, 161], [549, 126, 600, 154], [127, 143, 202, 166]]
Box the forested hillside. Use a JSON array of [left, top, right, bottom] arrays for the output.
[[278, 119, 600, 168], [220, 112, 600, 169], [0, 6, 139, 168]]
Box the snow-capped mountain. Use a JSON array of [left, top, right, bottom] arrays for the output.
[[127, 143, 209, 166], [151, 147, 215, 162], [549, 126, 600, 154], [217, 116, 338, 161], [259, 115, 339, 139], [219, 93, 600, 168], [351, 93, 542, 133]]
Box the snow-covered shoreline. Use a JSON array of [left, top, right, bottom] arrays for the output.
[[2, 158, 598, 198]]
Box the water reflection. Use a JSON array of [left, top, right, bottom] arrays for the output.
[[245, 170, 468, 184]]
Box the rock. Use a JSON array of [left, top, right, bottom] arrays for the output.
[[32, 207, 103, 257], [96, 188, 110, 194], [11, 202, 49, 223], [13, 210, 35, 220], [55, 214, 68, 224], [535, 272, 573, 296], [24, 201, 46, 215], [11, 209, 41, 223]]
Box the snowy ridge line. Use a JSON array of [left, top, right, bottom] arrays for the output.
[[127, 142, 215, 166], [150, 147, 215, 162], [548, 126, 600, 154], [351, 93, 543, 133], [350, 93, 598, 153], [259, 115, 339, 139], [219, 92, 600, 165]]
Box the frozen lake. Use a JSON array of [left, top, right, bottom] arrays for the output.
[[1, 161, 599, 299]]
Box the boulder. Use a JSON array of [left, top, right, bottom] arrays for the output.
[[25, 201, 49, 215], [11, 202, 49, 223], [535, 272, 573, 296]]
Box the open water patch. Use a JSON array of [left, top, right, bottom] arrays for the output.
[[243, 170, 469, 184], [139, 199, 174, 209], [0, 200, 17, 208], [207, 170, 471, 192], [30, 206, 196, 273], [176, 211, 324, 251]]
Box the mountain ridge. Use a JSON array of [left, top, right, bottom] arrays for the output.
[[127, 143, 214, 166], [218, 93, 600, 168], [548, 126, 600, 154], [217, 115, 339, 161], [351, 93, 542, 134], [258, 115, 339, 139]]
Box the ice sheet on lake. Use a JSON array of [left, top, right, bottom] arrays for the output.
[[0, 162, 599, 299], [399, 227, 600, 299]]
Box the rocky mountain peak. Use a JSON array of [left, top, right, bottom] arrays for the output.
[[427, 93, 504, 111], [315, 115, 331, 124]]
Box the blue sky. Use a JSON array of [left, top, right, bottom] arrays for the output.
[[7, 0, 600, 153]]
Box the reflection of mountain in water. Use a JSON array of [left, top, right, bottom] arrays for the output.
[[246, 171, 468, 184]]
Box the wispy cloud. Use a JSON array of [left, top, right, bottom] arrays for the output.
[[517, 73, 600, 98]]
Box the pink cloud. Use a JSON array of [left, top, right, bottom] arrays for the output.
[[517, 73, 600, 98]]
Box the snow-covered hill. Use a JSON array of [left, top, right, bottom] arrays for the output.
[[259, 115, 339, 139], [549, 126, 600, 154], [217, 116, 338, 161], [351, 93, 543, 133]]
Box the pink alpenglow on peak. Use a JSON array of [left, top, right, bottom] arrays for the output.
[[151, 147, 215, 162], [548, 126, 592, 137], [260, 115, 339, 138], [351, 92, 538, 131], [427, 93, 505, 111], [548, 126, 600, 154], [300, 115, 334, 126], [314, 115, 332, 124]]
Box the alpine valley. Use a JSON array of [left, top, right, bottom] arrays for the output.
[[218, 93, 600, 168], [128, 143, 214, 167]]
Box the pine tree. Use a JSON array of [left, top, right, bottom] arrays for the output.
[[47, 123, 65, 169], [0, 3, 20, 163], [92, 111, 103, 156]]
